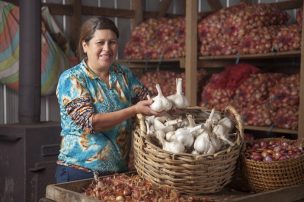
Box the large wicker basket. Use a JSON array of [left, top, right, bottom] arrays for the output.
[[132, 106, 244, 194], [242, 138, 304, 192]]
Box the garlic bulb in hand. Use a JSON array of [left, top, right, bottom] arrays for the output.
[[150, 84, 172, 112], [167, 78, 189, 109]]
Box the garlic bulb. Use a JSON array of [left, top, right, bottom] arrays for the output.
[[174, 124, 202, 148], [167, 78, 189, 109], [150, 84, 172, 112], [193, 131, 211, 154], [156, 130, 185, 154]]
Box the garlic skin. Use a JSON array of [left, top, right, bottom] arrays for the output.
[[150, 84, 172, 112], [166, 131, 176, 142], [218, 117, 234, 132], [167, 78, 189, 109], [212, 124, 234, 146]]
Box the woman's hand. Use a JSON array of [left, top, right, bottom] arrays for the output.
[[133, 99, 159, 116]]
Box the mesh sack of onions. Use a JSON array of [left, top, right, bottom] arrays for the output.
[[237, 26, 277, 55], [201, 63, 260, 111], [124, 17, 185, 59], [272, 106, 298, 130], [198, 3, 289, 56], [268, 73, 299, 109], [233, 73, 283, 107], [240, 102, 273, 127], [243, 138, 304, 192], [272, 24, 301, 52]]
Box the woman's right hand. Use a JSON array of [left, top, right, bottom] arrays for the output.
[[133, 99, 159, 116]]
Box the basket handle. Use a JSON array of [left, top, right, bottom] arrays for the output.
[[136, 113, 147, 135], [225, 105, 244, 146]]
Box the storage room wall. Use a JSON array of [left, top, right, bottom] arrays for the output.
[[0, 0, 297, 124]]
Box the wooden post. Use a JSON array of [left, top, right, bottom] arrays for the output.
[[298, 1, 304, 140], [70, 0, 81, 51], [185, 0, 198, 106], [131, 0, 143, 30]]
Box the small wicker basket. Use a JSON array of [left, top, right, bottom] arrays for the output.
[[243, 138, 304, 192], [132, 106, 244, 194]]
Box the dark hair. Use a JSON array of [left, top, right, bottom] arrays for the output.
[[77, 17, 119, 59]]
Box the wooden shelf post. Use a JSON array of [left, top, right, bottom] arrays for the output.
[[298, 1, 304, 140], [185, 0, 198, 106]]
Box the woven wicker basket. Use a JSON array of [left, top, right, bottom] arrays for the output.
[[243, 138, 304, 192], [132, 106, 244, 194]]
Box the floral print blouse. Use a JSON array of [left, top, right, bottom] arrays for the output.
[[56, 60, 149, 173]]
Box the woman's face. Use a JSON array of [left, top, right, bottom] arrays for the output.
[[82, 29, 118, 72]]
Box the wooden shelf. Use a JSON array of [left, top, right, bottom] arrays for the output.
[[117, 58, 183, 69], [119, 50, 301, 69], [244, 126, 297, 135]]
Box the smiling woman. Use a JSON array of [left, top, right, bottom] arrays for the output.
[[55, 17, 160, 183]]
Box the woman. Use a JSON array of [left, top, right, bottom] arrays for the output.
[[55, 17, 158, 183]]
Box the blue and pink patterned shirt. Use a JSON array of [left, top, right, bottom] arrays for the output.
[[56, 60, 148, 173]]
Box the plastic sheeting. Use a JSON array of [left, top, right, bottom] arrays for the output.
[[0, 2, 78, 96]]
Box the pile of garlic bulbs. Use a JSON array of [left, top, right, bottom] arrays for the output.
[[144, 108, 237, 155]]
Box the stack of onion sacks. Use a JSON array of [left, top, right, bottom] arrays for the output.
[[242, 138, 304, 192]]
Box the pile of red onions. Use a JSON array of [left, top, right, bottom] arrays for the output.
[[198, 3, 290, 56], [245, 139, 304, 162], [296, 8, 302, 26], [272, 24, 301, 52], [124, 17, 185, 59], [241, 103, 273, 127], [85, 174, 204, 201], [233, 73, 284, 107], [272, 106, 298, 130], [269, 74, 300, 109]]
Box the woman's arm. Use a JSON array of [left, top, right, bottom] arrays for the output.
[[92, 99, 158, 132]]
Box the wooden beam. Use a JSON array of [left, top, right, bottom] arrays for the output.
[[69, 0, 81, 51], [268, 0, 302, 10], [131, 0, 143, 30], [298, 1, 304, 140], [185, 0, 198, 106], [157, 0, 172, 18], [42, 3, 73, 16], [82, 6, 134, 18], [207, 0, 222, 11]]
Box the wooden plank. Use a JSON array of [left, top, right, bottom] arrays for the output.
[[207, 0, 222, 10], [298, 2, 304, 140], [185, 0, 198, 106], [131, 0, 143, 30], [82, 6, 134, 18], [69, 0, 81, 51], [43, 3, 73, 16], [158, 0, 172, 18], [234, 184, 304, 202], [268, 0, 302, 10], [244, 126, 297, 135]]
